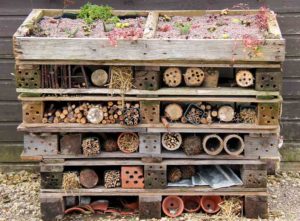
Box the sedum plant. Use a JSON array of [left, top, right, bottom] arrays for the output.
[[78, 3, 119, 24]]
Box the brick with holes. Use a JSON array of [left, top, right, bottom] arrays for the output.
[[24, 133, 58, 156], [121, 166, 144, 189], [257, 103, 280, 125], [22, 101, 44, 123]]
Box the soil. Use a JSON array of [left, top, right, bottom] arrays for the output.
[[34, 16, 146, 38], [0, 170, 299, 221], [155, 14, 266, 39]]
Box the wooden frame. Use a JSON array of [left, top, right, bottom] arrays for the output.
[[14, 9, 285, 65]]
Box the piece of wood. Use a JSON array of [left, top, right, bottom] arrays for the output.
[[164, 103, 183, 121], [144, 165, 167, 189], [241, 167, 267, 188], [40, 195, 64, 221], [139, 196, 162, 219], [41, 186, 267, 196], [143, 11, 159, 39], [184, 67, 205, 86], [16, 87, 281, 98], [244, 196, 268, 219], [18, 122, 280, 134], [24, 133, 58, 156], [22, 101, 44, 123], [163, 67, 182, 87], [140, 101, 160, 124], [14, 11, 285, 63], [255, 69, 282, 91], [18, 94, 282, 103], [79, 168, 99, 188], [236, 70, 254, 88], [91, 69, 108, 87], [139, 133, 161, 155], [60, 134, 82, 155], [218, 105, 235, 122]]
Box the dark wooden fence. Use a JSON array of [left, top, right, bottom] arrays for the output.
[[0, 0, 299, 164]]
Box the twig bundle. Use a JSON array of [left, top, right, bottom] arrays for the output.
[[82, 137, 100, 156], [117, 132, 139, 153], [167, 167, 182, 183], [104, 170, 121, 188], [240, 108, 256, 124]]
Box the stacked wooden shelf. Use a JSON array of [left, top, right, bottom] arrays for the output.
[[13, 8, 284, 221]]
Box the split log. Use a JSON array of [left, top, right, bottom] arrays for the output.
[[87, 107, 103, 124]]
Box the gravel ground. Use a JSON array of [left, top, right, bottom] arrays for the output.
[[0, 171, 299, 221]]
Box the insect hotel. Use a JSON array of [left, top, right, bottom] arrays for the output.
[[13, 4, 285, 220]]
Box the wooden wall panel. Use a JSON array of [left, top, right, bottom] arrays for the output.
[[0, 16, 24, 37], [282, 79, 300, 97], [278, 14, 300, 35], [282, 100, 300, 120], [283, 59, 300, 78], [0, 123, 22, 142], [0, 59, 15, 80], [0, 102, 21, 122]]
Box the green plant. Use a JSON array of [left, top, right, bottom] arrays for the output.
[[78, 3, 116, 24], [175, 22, 191, 35], [64, 27, 79, 38]]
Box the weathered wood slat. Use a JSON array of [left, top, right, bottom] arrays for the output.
[[0, 102, 21, 121], [41, 187, 267, 196], [17, 123, 279, 134], [0, 59, 15, 79], [143, 11, 159, 39], [16, 87, 281, 97], [0, 123, 22, 142], [281, 121, 300, 141], [283, 59, 300, 78], [282, 79, 300, 97], [278, 14, 300, 35], [0, 16, 24, 37], [42, 159, 265, 166], [0, 81, 18, 101], [0, 38, 13, 56], [285, 36, 300, 57], [14, 37, 285, 63], [18, 94, 282, 103], [282, 100, 300, 119]]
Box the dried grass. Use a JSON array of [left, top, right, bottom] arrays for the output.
[[62, 172, 81, 190]]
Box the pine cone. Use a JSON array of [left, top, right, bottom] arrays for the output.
[[183, 135, 202, 155], [180, 165, 196, 179], [168, 167, 182, 183], [103, 139, 118, 152]]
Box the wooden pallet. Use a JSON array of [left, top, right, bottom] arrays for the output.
[[14, 10, 284, 65], [40, 192, 268, 221], [21, 132, 280, 161]]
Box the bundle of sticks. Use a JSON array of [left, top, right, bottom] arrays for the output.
[[42, 101, 140, 125], [41, 65, 88, 89], [182, 102, 218, 125]]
